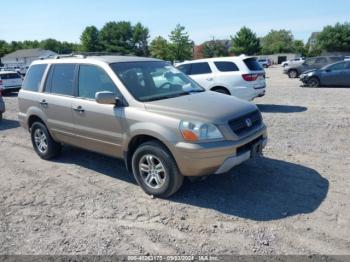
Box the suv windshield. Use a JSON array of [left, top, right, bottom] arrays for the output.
[[111, 61, 204, 102]]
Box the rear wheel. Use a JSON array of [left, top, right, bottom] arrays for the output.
[[132, 141, 184, 198], [30, 122, 61, 159], [0, 113, 2, 121], [307, 77, 320, 87], [288, 69, 298, 78], [212, 87, 230, 95]]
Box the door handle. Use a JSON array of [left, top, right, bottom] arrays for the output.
[[39, 100, 48, 106], [73, 106, 85, 113]]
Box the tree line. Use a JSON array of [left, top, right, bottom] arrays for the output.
[[0, 21, 349, 62]]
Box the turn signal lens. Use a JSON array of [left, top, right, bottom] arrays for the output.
[[181, 130, 199, 141]]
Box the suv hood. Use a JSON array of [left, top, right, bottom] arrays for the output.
[[144, 91, 258, 124]]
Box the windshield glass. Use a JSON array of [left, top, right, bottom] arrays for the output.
[[110, 61, 204, 102]]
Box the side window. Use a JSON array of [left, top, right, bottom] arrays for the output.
[[78, 65, 118, 99], [22, 64, 47, 92], [189, 62, 212, 75], [50, 64, 76, 96], [328, 62, 346, 71], [304, 58, 316, 66], [177, 64, 191, 74], [214, 61, 239, 72], [315, 57, 327, 64]]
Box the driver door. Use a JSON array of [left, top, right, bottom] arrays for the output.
[[72, 64, 124, 158]]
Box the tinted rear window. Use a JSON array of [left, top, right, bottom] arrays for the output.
[[50, 64, 76, 96], [0, 73, 21, 79], [214, 61, 239, 72], [22, 64, 47, 92], [244, 58, 263, 71], [189, 62, 212, 75]]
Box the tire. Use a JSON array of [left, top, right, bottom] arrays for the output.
[[30, 122, 61, 160], [131, 141, 184, 198], [288, 69, 298, 78], [0, 113, 2, 121], [307, 77, 320, 88], [212, 87, 230, 95]]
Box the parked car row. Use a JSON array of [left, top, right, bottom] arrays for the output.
[[283, 56, 344, 79], [300, 60, 350, 87], [17, 54, 268, 198], [282, 55, 350, 87]]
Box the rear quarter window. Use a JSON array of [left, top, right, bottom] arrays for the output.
[[214, 61, 239, 72], [22, 64, 47, 92], [177, 64, 191, 74], [243, 58, 263, 71]]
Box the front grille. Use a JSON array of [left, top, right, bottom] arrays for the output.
[[229, 110, 262, 136]]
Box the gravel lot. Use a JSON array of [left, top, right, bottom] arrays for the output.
[[0, 66, 349, 255]]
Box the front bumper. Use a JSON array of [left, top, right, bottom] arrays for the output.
[[172, 126, 267, 176]]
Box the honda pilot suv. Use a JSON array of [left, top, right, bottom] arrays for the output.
[[18, 55, 267, 198]]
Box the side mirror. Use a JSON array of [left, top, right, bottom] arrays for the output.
[[95, 91, 119, 105], [325, 69, 332, 73]]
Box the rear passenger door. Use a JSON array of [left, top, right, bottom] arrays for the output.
[[71, 64, 124, 158], [187, 62, 213, 89], [42, 63, 77, 144]]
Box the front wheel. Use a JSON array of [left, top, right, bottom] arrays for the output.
[[288, 69, 298, 78], [131, 141, 184, 198], [307, 77, 320, 87], [30, 122, 61, 160]]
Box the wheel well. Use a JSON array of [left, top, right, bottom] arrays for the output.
[[28, 115, 44, 130], [210, 86, 231, 95], [125, 135, 170, 172]]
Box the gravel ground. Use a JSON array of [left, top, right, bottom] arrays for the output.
[[0, 66, 349, 255]]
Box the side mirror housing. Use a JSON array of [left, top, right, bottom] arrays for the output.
[[95, 91, 119, 105]]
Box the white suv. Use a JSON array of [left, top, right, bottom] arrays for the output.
[[176, 56, 266, 101]]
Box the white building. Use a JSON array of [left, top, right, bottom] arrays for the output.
[[1, 48, 57, 68]]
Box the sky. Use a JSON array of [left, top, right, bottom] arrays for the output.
[[1, 0, 349, 44]]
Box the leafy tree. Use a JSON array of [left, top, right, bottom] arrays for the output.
[[133, 22, 150, 56], [293, 40, 306, 56], [0, 40, 11, 59], [261, 30, 294, 54], [80, 26, 100, 52], [230, 27, 260, 55], [169, 24, 194, 61], [203, 38, 229, 58], [40, 38, 63, 53], [99, 21, 150, 55], [149, 36, 172, 60], [317, 22, 350, 52]]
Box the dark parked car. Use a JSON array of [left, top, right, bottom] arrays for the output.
[[284, 56, 344, 78], [300, 61, 350, 87]]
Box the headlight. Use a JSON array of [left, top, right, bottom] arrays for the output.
[[179, 120, 223, 141], [308, 72, 314, 76]]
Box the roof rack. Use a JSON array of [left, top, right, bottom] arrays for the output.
[[39, 52, 135, 60]]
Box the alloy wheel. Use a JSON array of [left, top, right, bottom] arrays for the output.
[[139, 154, 166, 189]]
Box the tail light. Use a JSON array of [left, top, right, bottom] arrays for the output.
[[242, 74, 259, 81]]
